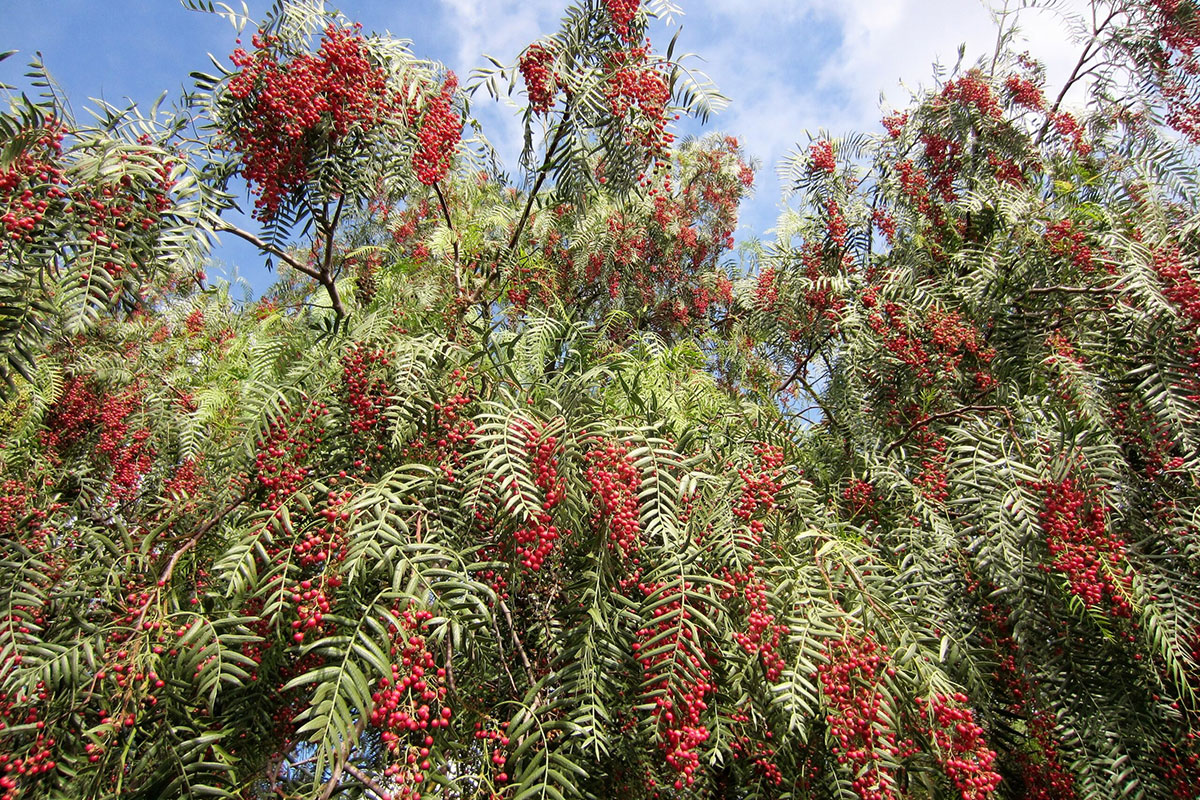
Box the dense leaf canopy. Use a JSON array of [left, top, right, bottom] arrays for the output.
[[3, 1, 1200, 799]]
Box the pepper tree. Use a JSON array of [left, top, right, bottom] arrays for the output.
[[2, 1, 1200, 799]]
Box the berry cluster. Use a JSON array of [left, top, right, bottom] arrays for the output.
[[1152, 244, 1200, 323], [399, 379, 476, 482], [252, 399, 326, 511], [0, 121, 66, 247], [817, 633, 907, 800], [733, 443, 785, 538], [409, 74, 462, 186], [939, 71, 1002, 121], [96, 386, 154, 504], [509, 420, 566, 571], [472, 721, 511, 787], [631, 580, 715, 789], [842, 478, 877, 517], [369, 605, 451, 799], [1032, 475, 1132, 617], [286, 578, 335, 644], [1046, 219, 1106, 275], [226, 26, 392, 218], [1005, 73, 1045, 110], [976, 596, 1079, 799], [809, 140, 836, 174], [604, 46, 672, 156], [519, 43, 558, 115], [602, 0, 640, 43], [914, 693, 1001, 800], [584, 438, 642, 554], [721, 569, 787, 682], [1050, 112, 1090, 156], [340, 345, 392, 437]]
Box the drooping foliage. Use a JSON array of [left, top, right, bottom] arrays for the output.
[[2, 1, 1200, 799]]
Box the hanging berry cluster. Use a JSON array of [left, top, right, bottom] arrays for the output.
[[0, 121, 65, 247], [40, 376, 153, 504], [809, 140, 836, 174], [602, 0, 640, 43], [732, 443, 785, 539], [519, 43, 558, 115], [337, 345, 394, 477], [817, 633, 909, 800], [583, 438, 642, 555], [399, 372, 476, 482], [630, 580, 716, 790], [1031, 475, 1133, 617], [251, 398, 327, 512], [408, 73, 462, 186], [369, 604, 451, 799], [509, 420, 567, 571], [720, 569, 787, 682], [913, 693, 1001, 800], [604, 46, 672, 157], [225, 25, 392, 219]]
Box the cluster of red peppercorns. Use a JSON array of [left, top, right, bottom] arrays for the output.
[[584, 438, 642, 555], [1151, 243, 1200, 323], [506, 421, 566, 571], [473, 721, 511, 787], [96, 387, 155, 504], [1031, 475, 1133, 617], [919, 133, 963, 204], [1005, 73, 1045, 110], [817, 633, 908, 800], [720, 569, 787, 682], [602, 0, 640, 42], [1045, 219, 1107, 275], [630, 580, 715, 789], [893, 158, 935, 220], [914, 693, 1001, 800], [754, 266, 779, 311], [252, 399, 327, 511], [519, 42, 558, 115], [340, 345, 392, 437], [732, 443, 785, 539], [939, 71, 1002, 121], [162, 458, 206, 515], [809, 140, 836, 174], [987, 152, 1025, 187], [977, 597, 1079, 799], [867, 303, 994, 392], [409, 73, 462, 186], [1050, 111, 1091, 155], [293, 489, 352, 569], [226, 25, 393, 218], [1157, 741, 1200, 800], [912, 434, 950, 505], [369, 605, 450, 799], [1145, 0, 1200, 142], [0, 121, 66, 247], [825, 198, 848, 249], [729, 726, 783, 786], [604, 46, 673, 156], [0, 726, 56, 799], [286, 578, 335, 644], [842, 478, 877, 517], [399, 372, 476, 482]]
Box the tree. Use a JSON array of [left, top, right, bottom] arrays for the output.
[[2, 0, 1200, 798]]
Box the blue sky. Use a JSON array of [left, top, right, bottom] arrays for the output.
[[2, 0, 1085, 292]]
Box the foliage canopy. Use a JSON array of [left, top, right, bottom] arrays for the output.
[[3, 1, 1200, 799]]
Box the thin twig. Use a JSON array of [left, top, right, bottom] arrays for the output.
[[344, 763, 391, 800], [884, 405, 1001, 455]]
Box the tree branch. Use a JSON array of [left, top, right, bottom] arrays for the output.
[[884, 405, 1001, 455]]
